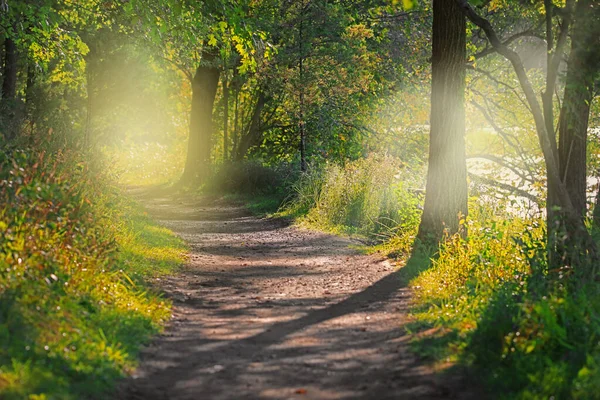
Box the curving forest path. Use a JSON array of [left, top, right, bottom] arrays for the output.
[[119, 192, 479, 400]]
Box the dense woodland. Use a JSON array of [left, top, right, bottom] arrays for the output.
[[1, 0, 600, 398]]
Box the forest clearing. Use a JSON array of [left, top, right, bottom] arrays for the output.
[[1, 0, 600, 399]]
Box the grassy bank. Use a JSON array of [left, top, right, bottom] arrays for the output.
[[405, 213, 600, 399], [0, 149, 186, 399]]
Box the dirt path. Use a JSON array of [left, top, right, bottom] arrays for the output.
[[119, 193, 478, 400]]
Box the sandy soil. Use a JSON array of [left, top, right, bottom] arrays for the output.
[[118, 192, 480, 400]]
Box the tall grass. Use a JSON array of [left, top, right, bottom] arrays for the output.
[[406, 208, 600, 399], [0, 149, 186, 399], [282, 155, 423, 244]]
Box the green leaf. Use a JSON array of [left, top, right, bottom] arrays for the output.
[[208, 34, 217, 47]]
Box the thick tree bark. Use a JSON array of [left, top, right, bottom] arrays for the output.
[[181, 49, 221, 184], [417, 0, 468, 241], [547, 0, 600, 267], [557, 0, 600, 217]]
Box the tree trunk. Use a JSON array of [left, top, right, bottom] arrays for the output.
[[180, 49, 221, 184], [593, 180, 600, 236], [2, 37, 17, 101], [548, 0, 600, 268], [223, 71, 229, 161], [298, 13, 307, 172], [558, 0, 599, 216], [1, 36, 19, 141], [232, 86, 239, 158], [235, 91, 267, 161], [417, 0, 468, 241], [25, 62, 35, 106], [84, 46, 97, 151]]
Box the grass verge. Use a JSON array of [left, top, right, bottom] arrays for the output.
[[0, 149, 187, 399], [403, 211, 600, 399]]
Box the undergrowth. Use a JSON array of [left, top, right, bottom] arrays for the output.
[[406, 208, 600, 399], [0, 148, 187, 399], [202, 161, 299, 216], [281, 154, 423, 246]]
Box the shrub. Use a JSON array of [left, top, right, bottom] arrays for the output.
[[282, 154, 423, 241], [203, 161, 297, 196]]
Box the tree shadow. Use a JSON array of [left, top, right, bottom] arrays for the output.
[[117, 194, 481, 399], [120, 263, 480, 399]]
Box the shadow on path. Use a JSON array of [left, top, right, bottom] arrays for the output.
[[119, 191, 481, 400]]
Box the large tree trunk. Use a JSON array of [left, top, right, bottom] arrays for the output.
[[548, 0, 600, 267], [417, 0, 468, 241], [180, 49, 221, 184], [557, 0, 599, 216]]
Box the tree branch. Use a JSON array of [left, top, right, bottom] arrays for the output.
[[470, 95, 539, 179], [473, 28, 544, 60], [468, 172, 540, 204], [542, 0, 573, 150], [468, 65, 530, 111], [156, 54, 193, 82], [467, 153, 536, 184], [367, 10, 422, 21], [455, 0, 575, 212]]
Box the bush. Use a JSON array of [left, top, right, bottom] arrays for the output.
[[204, 161, 297, 196], [0, 148, 186, 399], [282, 154, 423, 242]]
